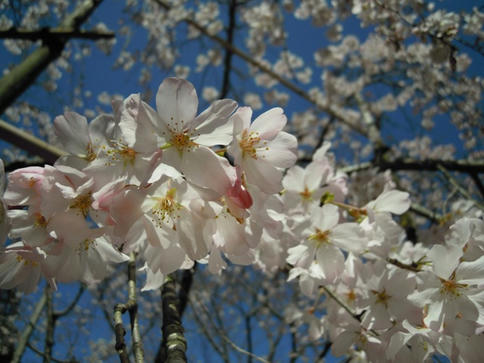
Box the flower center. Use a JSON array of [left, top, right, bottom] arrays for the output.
[[16, 255, 38, 267], [308, 228, 330, 247], [171, 131, 197, 153], [239, 129, 261, 159], [118, 145, 137, 166], [372, 288, 391, 308], [151, 188, 181, 228], [34, 213, 48, 228], [299, 186, 313, 201], [440, 278, 467, 297], [79, 238, 95, 252], [70, 192, 93, 217], [85, 142, 97, 162]]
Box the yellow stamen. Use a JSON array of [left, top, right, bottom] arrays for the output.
[[70, 192, 93, 217], [308, 228, 330, 246], [239, 129, 261, 159]]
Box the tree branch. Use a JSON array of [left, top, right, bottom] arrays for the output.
[[0, 119, 65, 163], [161, 273, 187, 363], [0, 0, 106, 115], [152, 0, 369, 138], [0, 27, 114, 40], [11, 287, 47, 363], [219, 0, 237, 99], [113, 252, 144, 363], [338, 158, 484, 175]]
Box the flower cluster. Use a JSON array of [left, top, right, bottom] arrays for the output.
[[0, 77, 297, 292], [275, 147, 484, 361], [1, 78, 483, 362]]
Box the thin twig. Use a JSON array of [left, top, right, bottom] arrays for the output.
[[152, 0, 370, 139], [44, 285, 54, 363], [321, 286, 360, 322], [113, 252, 144, 363], [437, 164, 484, 209], [11, 289, 47, 363], [54, 284, 85, 318], [194, 295, 270, 363], [26, 342, 70, 363]]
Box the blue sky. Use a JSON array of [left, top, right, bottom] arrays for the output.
[[1, 0, 482, 361]]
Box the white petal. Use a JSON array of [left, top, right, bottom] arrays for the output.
[[181, 147, 236, 194], [331, 223, 367, 253], [456, 255, 484, 285], [54, 112, 90, 154], [244, 158, 282, 194], [316, 244, 344, 282], [250, 107, 286, 140], [257, 131, 297, 168], [156, 78, 198, 131], [371, 190, 411, 215], [428, 244, 461, 279]]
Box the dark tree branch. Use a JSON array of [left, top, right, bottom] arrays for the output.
[[220, 0, 237, 99], [160, 274, 187, 363], [152, 0, 369, 138], [0, 119, 65, 164], [54, 284, 85, 318], [0, 27, 114, 40], [0, 0, 106, 116], [177, 265, 196, 317]]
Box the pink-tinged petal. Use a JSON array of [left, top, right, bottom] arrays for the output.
[[244, 158, 282, 194], [371, 190, 411, 215], [257, 131, 297, 168], [250, 107, 286, 140], [156, 78, 198, 131], [181, 146, 236, 195], [54, 112, 90, 155], [226, 176, 253, 209], [316, 244, 344, 282]]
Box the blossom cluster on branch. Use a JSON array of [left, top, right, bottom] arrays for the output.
[[0, 78, 483, 361]]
